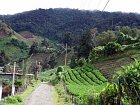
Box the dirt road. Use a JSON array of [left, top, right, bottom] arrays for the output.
[[25, 83, 54, 105]]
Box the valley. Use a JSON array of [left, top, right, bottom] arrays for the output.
[[0, 8, 140, 105]]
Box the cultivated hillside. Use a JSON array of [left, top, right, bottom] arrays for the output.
[[0, 21, 30, 63]]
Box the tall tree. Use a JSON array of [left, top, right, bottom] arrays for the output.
[[48, 54, 57, 69], [63, 32, 72, 47], [77, 30, 92, 59]]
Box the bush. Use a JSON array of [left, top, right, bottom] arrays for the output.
[[88, 46, 104, 63], [15, 79, 22, 87], [134, 42, 140, 49], [6, 96, 22, 104], [57, 66, 63, 74], [6, 96, 18, 104], [77, 57, 86, 67], [15, 96, 23, 103], [104, 42, 122, 55]]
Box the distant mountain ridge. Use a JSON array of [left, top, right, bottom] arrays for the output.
[[0, 8, 140, 42]]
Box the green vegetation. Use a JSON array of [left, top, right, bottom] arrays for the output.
[[1, 9, 140, 43], [39, 69, 56, 82], [104, 42, 122, 55], [20, 80, 41, 100], [3, 96, 23, 105], [0, 36, 29, 62], [1, 80, 40, 105], [63, 64, 108, 104], [0, 8, 139, 105], [100, 60, 140, 105], [53, 82, 73, 105]]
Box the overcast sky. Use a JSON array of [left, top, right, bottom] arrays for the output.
[[0, 0, 139, 15]]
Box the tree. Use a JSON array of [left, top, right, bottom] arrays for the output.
[[70, 55, 77, 69], [48, 54, 57, 69], [29, 42, 38, 55], [77, 31, 92, 59], [96, 30, 116, 46], [63, 32, 72, 47], [41, 38, 49, 48]]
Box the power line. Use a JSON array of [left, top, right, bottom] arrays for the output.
[[102, 0, 111, 11]]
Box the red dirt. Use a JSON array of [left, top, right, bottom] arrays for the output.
[[19, 31, 36, 39], [0, 30, 7, 37]]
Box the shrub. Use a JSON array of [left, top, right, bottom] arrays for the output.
[[104, 42, 122, 55], [57, 66, 63, 74], [15, 79, 22, 87], [134, 42, 140, 49], [15, 96, 23, 103], [77, 57, 86, 67], [6, 96, 23, 103], [88, 46, 104, 63]]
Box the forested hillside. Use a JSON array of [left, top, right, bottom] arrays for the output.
[[0, 8, 140, 43]]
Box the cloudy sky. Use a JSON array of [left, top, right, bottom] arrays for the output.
[[0, 0, 139, 15]]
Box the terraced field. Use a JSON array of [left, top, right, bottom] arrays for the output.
[[93, 49, 140, 80], [63, 64, 108, 97]]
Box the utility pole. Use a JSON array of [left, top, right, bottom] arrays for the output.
[[12, 62, 16, 96], [0, 80, 2, 101], [34, 60, 38, 80], [65, 43, 68, 66], [22, 59, 27, 89]]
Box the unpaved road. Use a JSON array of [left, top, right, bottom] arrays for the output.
[[25, 83, 54, 105]]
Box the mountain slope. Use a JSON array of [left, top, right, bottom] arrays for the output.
[[0, 8, 140, 43], [0, 21, 30, 62]]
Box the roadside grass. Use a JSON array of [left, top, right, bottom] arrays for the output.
[[20, 80, 41, 101], [40, 69, 73, 105], [1, 80, 41, 105], [52, 82, 73, 105]]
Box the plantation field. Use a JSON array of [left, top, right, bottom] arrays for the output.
[[63, 64, 108, 97]]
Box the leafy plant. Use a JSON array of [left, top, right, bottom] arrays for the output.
[[6, 96, 22, 104], [104, 42, 122, 55]]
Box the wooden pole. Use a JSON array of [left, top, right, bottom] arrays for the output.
[[65, 43, 67, 66], [11, 62, 16, 96], [0, 81, 2, 101]]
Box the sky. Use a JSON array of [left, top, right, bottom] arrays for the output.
[[0, 0, 140, 15]]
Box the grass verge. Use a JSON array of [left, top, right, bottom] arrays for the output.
[[20, 80, 41, 101], [1, 80, 41, 105], [52, 82, 73, 105]]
